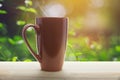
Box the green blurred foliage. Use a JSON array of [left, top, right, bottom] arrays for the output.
[[0, 9, 7, 14], [0, 0, 120, 61], [17, 6, 37, 14], [16, 20, 26, 26]]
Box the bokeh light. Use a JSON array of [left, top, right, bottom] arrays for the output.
[[0, 3, 2, 7]]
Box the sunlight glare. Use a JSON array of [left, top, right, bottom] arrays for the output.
[[84, 12, 100, 28], [91, 0, 104, 8]]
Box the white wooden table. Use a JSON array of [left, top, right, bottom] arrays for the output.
[[0, 62, 120, 80]]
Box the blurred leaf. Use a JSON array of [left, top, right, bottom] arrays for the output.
[[8, 38, 15, 45], [24, 59, 32, 62], [13, 36, 22, 41], [17, 6, 37, 14], [8, 36, 24, 45], [12, 57, 18, 62], [17, 6, 26, 11], [0, 9, 7, 14], [0, 22, 3, 28], [26, 8, 37, 14], [17, 20, 26, 26], [115, 46, 120, 52], [75, 52, 82, 56]]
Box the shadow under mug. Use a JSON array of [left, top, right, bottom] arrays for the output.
[[22, 17, 68, 71]]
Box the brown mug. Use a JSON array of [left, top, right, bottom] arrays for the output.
[[22, 17, 68, 71]]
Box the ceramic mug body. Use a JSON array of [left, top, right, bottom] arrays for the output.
[[22, 17, 68, 71]]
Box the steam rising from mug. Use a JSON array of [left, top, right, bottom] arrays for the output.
[[43, 3, 66, 17]]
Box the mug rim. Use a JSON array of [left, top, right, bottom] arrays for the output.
[[36, 17, 68, 19]]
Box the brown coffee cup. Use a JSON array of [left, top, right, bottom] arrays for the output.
[[22, 17, 68, 71]]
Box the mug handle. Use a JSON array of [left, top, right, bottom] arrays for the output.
[[22, 24, 42, 63]]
